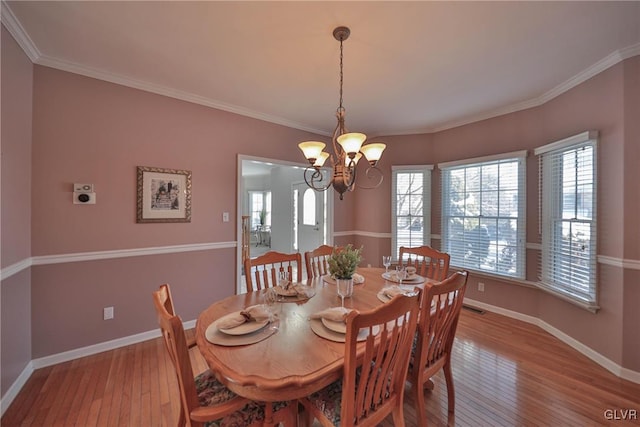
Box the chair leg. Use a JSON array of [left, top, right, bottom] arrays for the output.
[[443, 361, 455, 414], [391, 404, 406, 427], [264, 403, 275, 426], [297, 400, 315, 427], [177, 405, 187, 427], [414, 376, 428, 427]]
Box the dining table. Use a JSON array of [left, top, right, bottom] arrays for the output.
[[195, 267, 436, 403]]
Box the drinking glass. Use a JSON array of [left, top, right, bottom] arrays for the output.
[[278, 271, 291, 287], [263, 288, 281, 321], [382, 256, 392, 273], [395, 265, 407, 287], [336, 279, 353, 308]]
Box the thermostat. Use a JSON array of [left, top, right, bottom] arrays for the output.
[[73, 183, 96, 204]]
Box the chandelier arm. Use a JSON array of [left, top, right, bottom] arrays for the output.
[[354, 165, 384, 190], [303, 167, 332, 192]]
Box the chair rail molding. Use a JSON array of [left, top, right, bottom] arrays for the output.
[[0, 241, 237, 281]]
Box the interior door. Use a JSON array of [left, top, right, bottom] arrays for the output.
[[294, 183, 325, 255]]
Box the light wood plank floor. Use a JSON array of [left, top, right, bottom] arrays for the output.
[[3, 309, 639, 426]]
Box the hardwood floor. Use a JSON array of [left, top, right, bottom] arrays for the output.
[[3, 309, 639, 426]]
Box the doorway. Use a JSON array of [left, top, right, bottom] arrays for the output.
[[237, 155, 333, 293]]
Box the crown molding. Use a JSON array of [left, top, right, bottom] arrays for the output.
[[423, 42, 640, 134], [3, 0, 639, 139], [0, 1, 40, 61], [34, 52, 330, 137]]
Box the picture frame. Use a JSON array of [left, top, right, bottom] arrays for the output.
[[136, 166, 192, 223]]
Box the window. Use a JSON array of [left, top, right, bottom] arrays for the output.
[[535, 131, 597, 306], [440, 151, 526, 279], [249, 191, 272, 230], [392, 166, 432, 260]]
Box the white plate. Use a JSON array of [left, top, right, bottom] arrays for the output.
[[321, 317, 346, 334], [381, 272, 426, 284], [310, 319, 380, 343], [376, 288, 411, 303], [216, 312, 269, 336]]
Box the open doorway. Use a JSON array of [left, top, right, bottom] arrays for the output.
[[237, 155, 333, 293]]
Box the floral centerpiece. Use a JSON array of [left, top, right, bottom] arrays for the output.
[[328, 244, 363, 279]]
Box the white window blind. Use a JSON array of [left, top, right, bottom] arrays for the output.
[[391, 166, 432, 260], [535, 132, 597, 304], [440, 153, 526, 279]]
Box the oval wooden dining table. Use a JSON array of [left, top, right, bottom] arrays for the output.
[[195, 267, 434, 402]]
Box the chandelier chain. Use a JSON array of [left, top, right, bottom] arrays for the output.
[[339, 38, 344, 110]]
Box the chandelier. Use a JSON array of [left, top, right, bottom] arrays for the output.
[[298, 26, 386, 200]]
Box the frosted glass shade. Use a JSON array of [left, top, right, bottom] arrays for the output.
[[337, 132, 366, 155], [360, 143, 386, 163], [298, 141, 326, 161], [344, 152, 363, 166], [314, 152, 330, 167]]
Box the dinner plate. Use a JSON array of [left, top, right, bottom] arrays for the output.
[[310, 319, 380, 343], [216, 312, 269, 336], [321, 317, 346, 334], [376, 288, 418, 303], [381, 272, 426, 284]]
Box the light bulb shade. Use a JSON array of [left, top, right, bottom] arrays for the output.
[[360, 143, 386, 163], [298, 141, 326, 161], [344, 152, 362, 166], [337, 132, 366, 155], [314, 152, 330, 167]]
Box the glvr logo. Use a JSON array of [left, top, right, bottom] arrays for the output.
[[604, 409, 638, 420]]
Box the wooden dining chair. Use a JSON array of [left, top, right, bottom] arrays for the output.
[[156, 284, 197, 349], [244, 251, 302, 291], [408, 271, 468, 427], [399, 245, 451, 281], [152, 287, 296, 427], [299, 291, 422, 427], [304, 244, 335, 280]]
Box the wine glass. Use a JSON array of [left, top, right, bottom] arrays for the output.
[[336, 279, 352, 308], [263, 288, 281, 322], [382, 256, 391, 273], [395, 265, 407, 287]]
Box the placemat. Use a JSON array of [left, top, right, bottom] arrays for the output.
[[205, 319, 278, 346]]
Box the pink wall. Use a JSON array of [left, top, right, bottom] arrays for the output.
[[31, 67, 319, 255], [1, 25, 33, 396], [2, 29, 638, 398], [360, 60, 639, 371], [27, 65, 324, 357], [622, 57, 640, 370]]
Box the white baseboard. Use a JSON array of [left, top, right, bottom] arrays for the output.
[[0, 319, 196, 416], [0, 361, 34, 416], [464, 298, 640, 384]]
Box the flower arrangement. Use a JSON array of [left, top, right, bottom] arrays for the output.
[[328, 244, 363, 279]]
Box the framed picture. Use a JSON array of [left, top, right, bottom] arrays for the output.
[[136, 166, 192, 223]]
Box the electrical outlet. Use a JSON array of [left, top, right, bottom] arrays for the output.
[[103, 306, 114, 320], [478, 282, 485, 292]]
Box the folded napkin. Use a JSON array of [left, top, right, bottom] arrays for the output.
[[292, 284, 315, 298], [353, 273, 365, 284], [310, 306, 355, 323], [217, 305, 271, 330], [382, 286, 407, 299]]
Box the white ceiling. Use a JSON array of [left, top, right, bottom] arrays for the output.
[[3, 1, 639, 136]]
